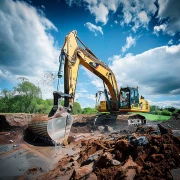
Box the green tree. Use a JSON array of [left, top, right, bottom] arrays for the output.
[[71, 102, 82, 115], [14, 81, 41, 113]]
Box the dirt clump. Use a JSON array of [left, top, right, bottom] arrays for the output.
[[27, 167, 43, 174]]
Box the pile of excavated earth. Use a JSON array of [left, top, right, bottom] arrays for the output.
[[38, 124, 180, 180], [0, 112, 180, 179]]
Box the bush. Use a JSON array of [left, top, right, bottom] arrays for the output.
[[154, 110, 162, 115], [161, 110, 172, 116]]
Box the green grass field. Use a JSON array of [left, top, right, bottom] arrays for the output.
[[131, 112, 171, 121]]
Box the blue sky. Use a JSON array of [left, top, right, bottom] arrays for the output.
[[0, 0, 180, 108]]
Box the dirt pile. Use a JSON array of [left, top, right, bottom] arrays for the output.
[[71, 115, 96, 133], [37, 125, 180, 180], [0, 114, 31, 131], [161, 110, 180, 130], [0, 114, 32, 144]]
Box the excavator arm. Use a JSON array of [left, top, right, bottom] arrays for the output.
[[58, 31, 119, 111]]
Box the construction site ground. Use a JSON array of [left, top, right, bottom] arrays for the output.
[[0, 113, 180, 180]]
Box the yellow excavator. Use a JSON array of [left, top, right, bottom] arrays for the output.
[[28, 30, 150, 145]]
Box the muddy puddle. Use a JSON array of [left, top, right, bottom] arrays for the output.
[[0, 143, 78, 180]]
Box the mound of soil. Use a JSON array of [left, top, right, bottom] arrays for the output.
[[0, 114, 31, 131], [161, 111, 180, 130], [0, 114, 31, 144], [36, 124, 180, 180]]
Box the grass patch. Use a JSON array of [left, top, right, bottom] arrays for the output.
[[131, 112, 171, 121]]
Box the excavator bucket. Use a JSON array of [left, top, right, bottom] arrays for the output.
[[27, 108, 73, 145], [27, 91, 74, 145]]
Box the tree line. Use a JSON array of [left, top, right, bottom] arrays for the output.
[[1, 81, 178, 116], [0, 81, 97, 115], [150, 105, 178, 116]]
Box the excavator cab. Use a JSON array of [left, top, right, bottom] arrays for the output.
[[120, 87, 139, 109]]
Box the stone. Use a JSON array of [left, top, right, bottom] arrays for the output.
[[81, 150, 103, 166], [111, 159, 121, 166], [71, 162, 94, 180]]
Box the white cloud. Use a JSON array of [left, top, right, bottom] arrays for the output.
[[66, 0, 180, 35], [121, 35, 136, 53], [110, 44, 180, 97], [119, 0, 157, 31], [138, 11, 149, 24], [87, 2, 109, 24], [84, 22, 103, 35], [0, 0, 59, 99], [153, 24, 167, 35], [114, 20, 118, 24]]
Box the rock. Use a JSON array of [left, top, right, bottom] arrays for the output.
[[81, 150, 103, 166], [122, 156, 138, 171], [136, 136, 148, 146], [98, 126, 104, 132], [122, 156, 141, 179], [104, 125, 113, 132], [111, 159, 121, 166], [9, 140, 13, 143], [71, 162, 94, 180]]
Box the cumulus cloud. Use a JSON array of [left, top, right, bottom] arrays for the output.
[[0, 0, 59, 98], [121, 35, 136, 53], [0, 0, 59, 78], [83, 0, 157, 27], [84, 22, 103, 35], [110, 44, 180, 97], [65, 0, 180, 35], [87, 2, 109, 24]]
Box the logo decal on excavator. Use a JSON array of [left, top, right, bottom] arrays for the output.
[[89, 62, 99, 69]]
